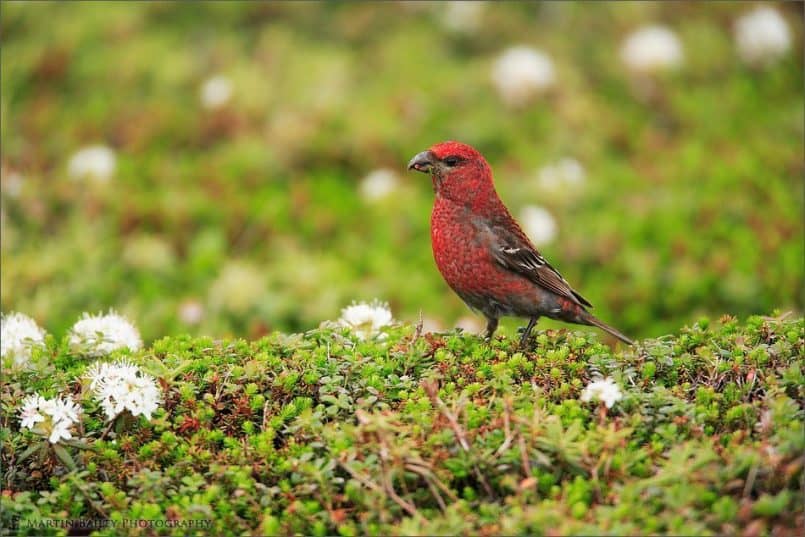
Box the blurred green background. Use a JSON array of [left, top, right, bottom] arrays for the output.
[[1, 1, 802, 343]]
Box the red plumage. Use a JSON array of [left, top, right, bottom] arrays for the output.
[[408, 141, 633, 346]]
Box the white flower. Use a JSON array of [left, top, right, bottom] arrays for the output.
[[67, 145, 117, 182], [734, 7, 791, 66], [455, 316, 484, 334], [2, 169, 24, 198], [209, 261, 266, 314], [620, 25, 683, 74], [19, 395, 45, 429], [359, 168, 398, 202], [1, 312, 46, 368], [536, 157, 586, 192], [69, 310, 142, 356], [442, 1, 485, 34], [122, 234, 176, 272], [339, 300, 393, 340], [581, 377, 623, 409], [178, 299, 204, 325], [519, 205, 558, 246], [421, 317, 444, 334], [200, 75, 233, 110], [85, 359, 137, 391], [19, 394, 81, 444], [491, 46, 555, 107], [51, 397, 81, 424], [85, 359, 162, 421], [49, 420, 74, 444]]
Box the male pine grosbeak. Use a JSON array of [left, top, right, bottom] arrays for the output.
[[408, 141, 633, 346]]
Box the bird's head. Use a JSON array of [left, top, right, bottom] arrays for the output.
[[407, 141, 496, 206]]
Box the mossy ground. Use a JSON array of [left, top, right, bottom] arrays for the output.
[[2, 314, 803, 536]]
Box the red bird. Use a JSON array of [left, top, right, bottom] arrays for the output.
[[408, 141, 633, 346]]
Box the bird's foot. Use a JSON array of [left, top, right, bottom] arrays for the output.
[[517, 317, 539, 349], [483, 318, 499, 342]]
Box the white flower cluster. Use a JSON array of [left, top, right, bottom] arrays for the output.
[[69, 310, 142, 356], [491, 46, 556, 107], [19, 394, 81, 444], [200, 74, 233, 110], [2, 168, 24, 199], [360, 168, 399, 202], [178, 299, 204, 325], [68, 145, 117, 182], [620, 25, 684, 74], [85, 360, 162, 421], [581, 377, 624, 409], [1, 312, 46, 368], [519, 205, 558, 246], [339, 300, 394, 340], [536, 158, 586, 192], [209, 261, 267, 314], [442, 1, 485, 34], [734, 7, 791, 66]]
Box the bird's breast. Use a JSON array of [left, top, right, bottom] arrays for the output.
[[430, 196, 544, 316], [431, 198, 495, 292]]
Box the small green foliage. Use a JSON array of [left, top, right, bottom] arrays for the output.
[[2, 317, 803, 535]]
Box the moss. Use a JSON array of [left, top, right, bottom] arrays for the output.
[[2, 315, 803, 535]]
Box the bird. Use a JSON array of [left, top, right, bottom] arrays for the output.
[[407, 141, 633, 347]]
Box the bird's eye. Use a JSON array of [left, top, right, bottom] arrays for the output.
[[444, 156, 460, 167]]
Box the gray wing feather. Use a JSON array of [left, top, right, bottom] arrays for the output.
[[479, 220, 593, 308]]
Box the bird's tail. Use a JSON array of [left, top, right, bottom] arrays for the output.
[[580, 312, 634, 345]]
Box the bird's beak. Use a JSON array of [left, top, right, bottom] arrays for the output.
[[407, 150, 434, 173]]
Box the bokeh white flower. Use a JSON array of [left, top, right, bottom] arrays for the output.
[[442, 1, 485, 34], [456, 315, 484, 334], [2, 169, 24, 198], [734, 7, 791, 66], [67, 145, 117, 182], [19, 394, 81, 444], [620, 25, 684, 74], [178, 299, 205, 325], [581, 377, 623, 409], [339, 300, 393, 340], [1, 312, 46, 368], [69, 310, 142, 356], [536, 158, 586, 192], [122, 234, 176, 272], [208, 261, 266, 314], [84, 360, 162, 421], [421, 316, 444, 334], [200, 74, 233, 110], [520, 205, 558, 246], [359, 168, 399, 202], [491, 46, 555, 107]]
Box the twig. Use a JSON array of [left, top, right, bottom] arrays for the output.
[[424, 382, 494, 498], [70, 474, 109, 519], [99, 418, 117, 441], [261, 400, 270, 432], [380, 457, 421, 519], [338, 460, 419, 519], [405, 461, 458, 506], [425, 477, 447, 512], [414, 311, 424, 343], [495, 398, 515, 457], [743, 464, 759, 497], [518, 430, 531, 477], [425, 387, 469, 451]]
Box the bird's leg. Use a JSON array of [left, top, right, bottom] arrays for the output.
[[484, 317, 499, 340], [518, 317, 539, 348]]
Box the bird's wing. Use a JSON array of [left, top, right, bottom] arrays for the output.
[[478, 219, 593, 308]]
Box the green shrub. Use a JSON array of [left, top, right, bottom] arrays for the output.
[[2, 315, 802, 535]]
